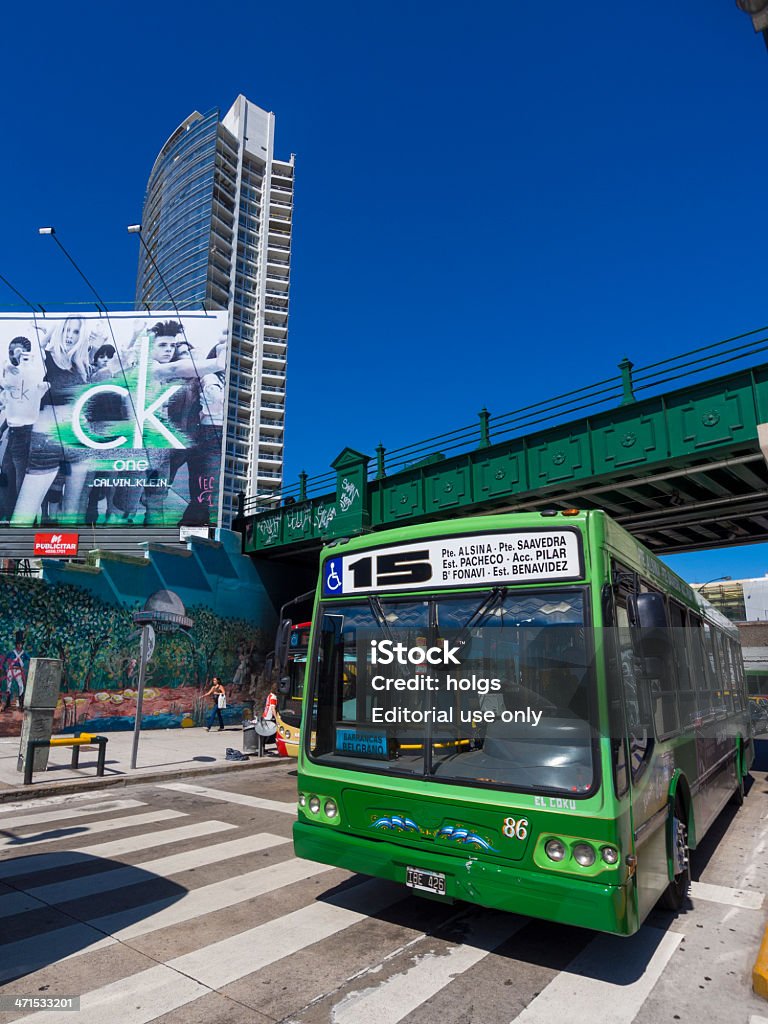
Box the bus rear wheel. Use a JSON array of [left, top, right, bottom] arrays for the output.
[[659, 800, 690, 912]]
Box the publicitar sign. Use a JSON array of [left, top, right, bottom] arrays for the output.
[[33, 532, 79, 557]]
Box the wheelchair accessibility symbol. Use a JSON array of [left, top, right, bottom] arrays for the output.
[[323, 559, 343, 596]]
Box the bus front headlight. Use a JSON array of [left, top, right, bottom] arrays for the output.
[[324, 799, 337, 818], [309, 796, 321, 814], [573, 843, 596, 867], [545, 839, 566, 862], [600, 846, 619, 865], [298, 793, 307, 807]]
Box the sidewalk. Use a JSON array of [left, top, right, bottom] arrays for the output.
[[0, 726, 283, 802]]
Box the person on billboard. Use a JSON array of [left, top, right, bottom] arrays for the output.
[[105, 321, 179, 524], [3, 632, 29, 711], [88, 343, 117, 382], [10, 318, 91, 526], [141, 320, 226, 384], [176, 334, 227, 525], [83, 342, 121, 525], [77, 317, 228, 526], [166, 334, 205, 514], [82, 322, 113, 374], [139, 322, 226, 526], [0, 336, 48, 521]]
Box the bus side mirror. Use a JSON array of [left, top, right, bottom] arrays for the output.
[[627, 593, 671, 659], [277, 675, 291, 695], [274, 619, 292, 675]]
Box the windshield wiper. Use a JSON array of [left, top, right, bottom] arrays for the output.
[[368, 596, 394, 640], [464, 587, 508, 628]]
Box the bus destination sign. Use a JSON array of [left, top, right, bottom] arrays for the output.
[[322, 530, 583, 597]]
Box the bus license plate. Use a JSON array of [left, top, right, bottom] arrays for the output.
[[406, 867, 446, 895]]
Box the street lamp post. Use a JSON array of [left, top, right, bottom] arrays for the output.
[[697, 576, 733, 609], [699, 575, 733, 590], [735, 1, 768, 49], [130, 590, 193, 770]]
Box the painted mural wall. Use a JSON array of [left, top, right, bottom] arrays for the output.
[[0, 530, 293, 737]]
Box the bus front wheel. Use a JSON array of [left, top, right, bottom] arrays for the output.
[[659, 799, 690, 912]]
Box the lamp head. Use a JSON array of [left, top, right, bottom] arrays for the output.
[[38, 227, 55, 235], [127, 224, 142, 234]]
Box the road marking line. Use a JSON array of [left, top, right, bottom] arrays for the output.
[[27, 832, 288, 904], [167, 878, 403, 988], [159, 781, 295, 815], [0, 799, 146, 831], [0, 857, 342, 980], [689, 880, 764, 910], [13, 962, 209, 1024], [0, 810, 186, 851], [0, 925, 113, 984], [0, 792, 125, 813], [88, 857, 336, 942], [509, 926, 681, 1024], [331, 912, 528, 1024], [0, 891, 47, 919], [0, 821, 234, 880]]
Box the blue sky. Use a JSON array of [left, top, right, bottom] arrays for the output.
[[2, 2, 768, 582]]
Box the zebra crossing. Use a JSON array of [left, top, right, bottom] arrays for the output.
[[0, 775, 765, 1024]]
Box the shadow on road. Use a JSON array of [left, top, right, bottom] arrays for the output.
[[0, 851, 187, 983]]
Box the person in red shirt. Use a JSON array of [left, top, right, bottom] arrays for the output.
[[263, 690, 278, 721]]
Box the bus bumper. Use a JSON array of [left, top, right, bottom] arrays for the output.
[[294, 821, 637, 936]]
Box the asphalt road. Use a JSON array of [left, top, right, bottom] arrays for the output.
[[0, 762, 767, 1024]]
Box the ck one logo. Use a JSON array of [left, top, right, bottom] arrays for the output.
[[71, 335, 185, 450]]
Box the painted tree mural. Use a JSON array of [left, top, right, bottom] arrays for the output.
[[0, 575, 268, 734]]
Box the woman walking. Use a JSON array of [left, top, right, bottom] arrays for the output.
[[204, 676, 226, 731]]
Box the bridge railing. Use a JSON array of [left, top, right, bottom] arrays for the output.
[[242, 324, 768, 517]]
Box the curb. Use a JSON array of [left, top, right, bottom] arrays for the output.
[[754, 926, 768, 1000], [0, 756, 292, 804]]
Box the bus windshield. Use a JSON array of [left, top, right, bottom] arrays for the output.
[[308, 588, 595, 795]]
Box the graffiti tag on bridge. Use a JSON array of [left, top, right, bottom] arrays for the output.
[[339, 477, 360, 512]]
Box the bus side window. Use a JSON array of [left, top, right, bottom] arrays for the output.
[[313, 617, 344, 754], [602, 586, 629, 798], [702, 625, 720, 717], [719, 633, 734, 713], [730, 640, 745, 711], [729, 638, 741, 712], [616, 603, 653, 782], [671, 601, 695, 729], [629, 589, 679, 740], [687, 614, 708, 716]]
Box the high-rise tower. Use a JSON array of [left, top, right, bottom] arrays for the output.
[[135, 95, 294, 525]]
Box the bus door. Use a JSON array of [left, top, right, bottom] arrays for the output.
[[611, 582, 672, 919]]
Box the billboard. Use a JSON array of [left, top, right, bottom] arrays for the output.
[[0, 311, 228, 529]]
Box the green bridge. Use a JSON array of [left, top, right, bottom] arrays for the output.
[[239, 329, 768, 570]]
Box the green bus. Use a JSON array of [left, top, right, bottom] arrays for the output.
[[293, 511, 752, 936]]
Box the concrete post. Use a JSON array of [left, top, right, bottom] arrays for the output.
[[16, 658, 62, 775]]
